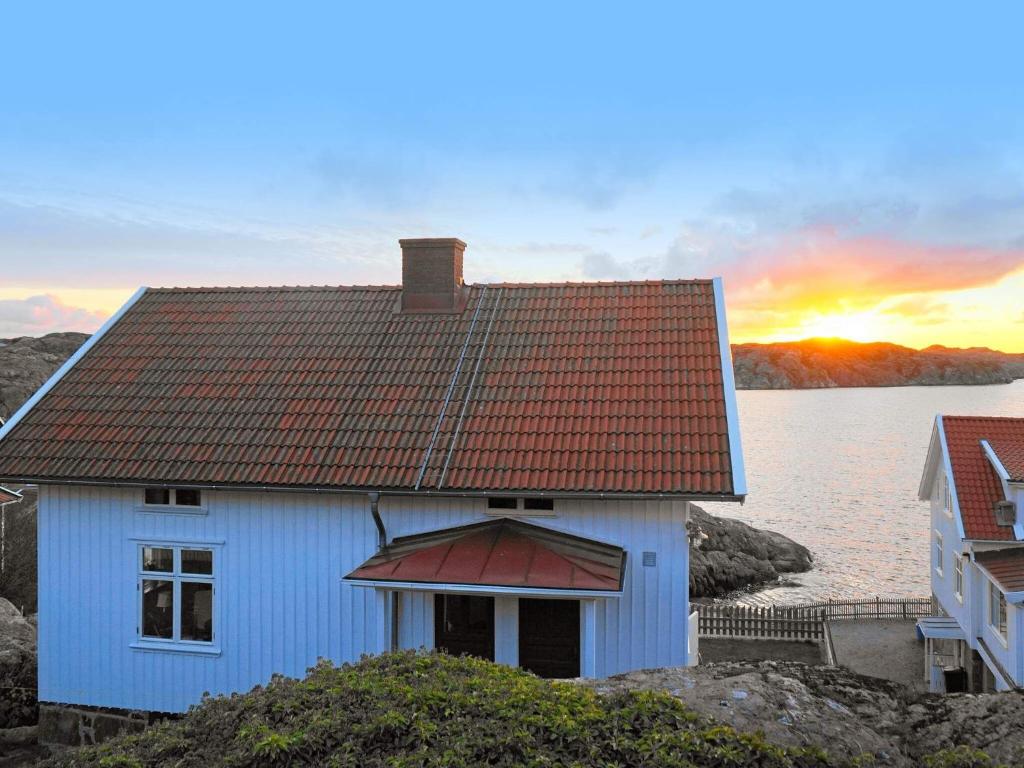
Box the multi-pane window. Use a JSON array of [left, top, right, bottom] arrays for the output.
[[144, 488, 202, 507], [140, 545, 214, 643], [934, 532, 943, 575], [989, 581, 1007, 639], [953, 555, 963, 599]]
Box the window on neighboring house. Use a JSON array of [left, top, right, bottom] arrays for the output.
[[140, 545, 215, 643], [954, 555, 964, 600], [934, 531, 943, 575], [144, 488, 203, 508], [989, 580, 1007, 639], [523, 497, 554, 512]]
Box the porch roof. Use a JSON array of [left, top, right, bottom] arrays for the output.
[[916, 617, 966, 641], [345, 518, 626, 593], [975, 548, 1024, 601]]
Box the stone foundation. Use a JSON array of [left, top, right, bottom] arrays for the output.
[[38, 703, 172, 747]]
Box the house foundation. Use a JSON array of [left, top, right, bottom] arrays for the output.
[[38, 703, 169, 747]]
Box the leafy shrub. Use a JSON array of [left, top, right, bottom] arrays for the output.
[[37, 651, 998, 768]]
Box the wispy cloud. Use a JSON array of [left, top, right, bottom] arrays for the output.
[[0, 294, 107, 337]]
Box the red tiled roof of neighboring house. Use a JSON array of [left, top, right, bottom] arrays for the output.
[[345, 518, 626, 591], [975, 548, 1024, 595], [0, 281, 740, 496], [942, 416, 1024, 541], [989, 441, 1024, 483], [0, 486, 20, 505]]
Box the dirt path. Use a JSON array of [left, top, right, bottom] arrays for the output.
[[827, 619, 926, 692]]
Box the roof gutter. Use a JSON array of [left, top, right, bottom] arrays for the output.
[[0, 475, 745, 503], [0, 286, 149, 445]]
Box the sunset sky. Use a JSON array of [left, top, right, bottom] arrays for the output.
[[1, 3, 1023, 350]]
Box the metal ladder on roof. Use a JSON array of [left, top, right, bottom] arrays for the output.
[[414, 286, 505, 491]]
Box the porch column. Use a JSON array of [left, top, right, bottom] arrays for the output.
[[373, 589, 391, 655], [494, 596, 519, 667], [580, 600, 597, 678]]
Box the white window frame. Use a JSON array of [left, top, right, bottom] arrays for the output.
[[934, 531, 944, 576], [953, 554, 964, 602], [988, 579, 1008, 644], [140, 488, 207, 515], [942, 474, 953, 517], [135, 542, 218, 652], [484, 497, 556, 518]]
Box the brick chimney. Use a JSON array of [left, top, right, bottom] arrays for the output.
[[399, 238, 468, 312]]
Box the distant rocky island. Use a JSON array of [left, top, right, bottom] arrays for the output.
[[733, 337, 1024, 389]]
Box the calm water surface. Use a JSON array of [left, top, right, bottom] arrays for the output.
[[703, 379, 1024, 605]]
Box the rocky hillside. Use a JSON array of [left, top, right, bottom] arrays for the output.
[[733, 338, 1024, 389], [585, 660, 1024, 767], [0, 333, 88, 421]]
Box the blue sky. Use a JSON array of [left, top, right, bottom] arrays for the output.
[[2, 2, 1023, 348]]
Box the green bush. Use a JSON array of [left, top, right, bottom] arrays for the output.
[[37, 651, 998, 768]]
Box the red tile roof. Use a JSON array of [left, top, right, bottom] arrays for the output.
[[989, 441, 1024, 483], [975, 548, 1024, 595], [0, 280, 740, 496], [345, 518, 626, 591], [942, 416, 1024, 541], [0, 486, 20, 505]]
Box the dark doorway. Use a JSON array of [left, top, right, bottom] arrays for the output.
[[434, 594, 494, 661], [518, 598, 580, 678]]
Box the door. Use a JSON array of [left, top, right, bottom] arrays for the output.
[[518, 598, 580, 678], [434, 594, 495, 661]]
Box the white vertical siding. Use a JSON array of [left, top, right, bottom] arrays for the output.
[[38, 486, 689, 712], [382, 495, 690, 678]]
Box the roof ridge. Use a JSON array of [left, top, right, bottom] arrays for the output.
[[943, 415, 1024, 423], [145, 278, 716, 294]]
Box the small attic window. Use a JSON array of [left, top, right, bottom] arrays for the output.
[[144, 488, 203, 508], [523, 498, 554, 512], [175, 489, 201, 507], [144, 488, 170, 505], [487, 497, 518, 510]]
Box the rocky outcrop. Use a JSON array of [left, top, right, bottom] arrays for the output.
[[733, 338, 1024, 390], [690, 505, 813, 597], [0, 332, 87, 421], [0, 598, 37, 730], [581, 661, 1024, 767]]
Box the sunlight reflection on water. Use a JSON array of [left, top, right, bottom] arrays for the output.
[[702, 379, 1024, 605]]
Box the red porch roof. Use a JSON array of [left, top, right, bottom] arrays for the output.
[[975, 548, 1024, 596], [345, 518, 626, 592], [0, 486, 20, 505]]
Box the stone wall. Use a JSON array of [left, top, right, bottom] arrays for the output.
[[38, 704, 169, 747]]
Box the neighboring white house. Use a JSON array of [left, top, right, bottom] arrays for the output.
[[918, 415, 1024, 692], [0, 238, 746, 743]]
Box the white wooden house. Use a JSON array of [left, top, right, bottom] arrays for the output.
[[0, 238, 746, 741], [918, 415, 1024, 692]]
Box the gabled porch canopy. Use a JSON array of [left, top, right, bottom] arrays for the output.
[[345, 518, 626, 596]]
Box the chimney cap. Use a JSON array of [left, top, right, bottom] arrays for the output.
[[399, 237, 467, 249]]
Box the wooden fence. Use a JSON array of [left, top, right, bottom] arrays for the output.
[[697, 605, 825, 640], [697, 596, 932, 640]]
